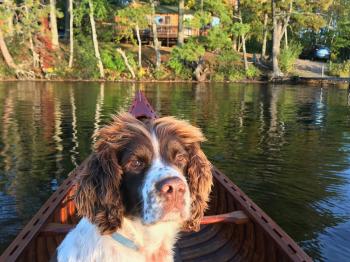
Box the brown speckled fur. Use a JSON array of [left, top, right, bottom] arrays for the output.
[[74, 113, 212, 234]]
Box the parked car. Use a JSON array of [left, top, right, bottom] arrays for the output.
[[300, 45, 331, 61]]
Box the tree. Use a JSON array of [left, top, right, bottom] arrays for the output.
[[0, 28, 18, 71], [2, 0, 15, 36], [323, 0, 350, 60], [88, 0, 105, 78], [20, 0, 47, 68], [116, 48, 136, 78], [270, 0, 332, 78], [177, 0, 185, 45], [271, 0, 290, 78], [261, 12, 268, 58], [231, 21, 250, 71], [50, 0, 59, 49], [150, 0, 161, 69], [68, 0, 74, 68], [116, 1, 151, 68], [231, 1, 250, 71], [238, 1, 270, 58]]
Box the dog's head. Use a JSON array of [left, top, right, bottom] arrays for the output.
[[75, 113, 212, 234]]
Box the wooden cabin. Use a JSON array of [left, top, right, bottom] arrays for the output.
[[115, 5, 211, 46], [152, 5, 201, 43]]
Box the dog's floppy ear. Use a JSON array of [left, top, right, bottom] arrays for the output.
[[183, 142, 212, 232], [74, 113, 145, 234], [74, 147, 123, 234], [154, 116, 213, 232]]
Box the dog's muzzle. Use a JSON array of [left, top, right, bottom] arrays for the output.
[[156, 177, 186, 213], [142, 161, 191, 224]]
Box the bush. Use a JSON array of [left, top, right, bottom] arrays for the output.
[[52, 39, 100, 80], [101, 49, 126, 72], [279, 41, 302, 73], [153, 66, 170, 80], [228, 70, 245, 81], [101, 44, 138, 79], [0, 60, 14, 78], [212, 72, 225, 81], [210, 48, 244, 81], [168, 41, 205, 79], [328, 60, 350, 77], [205, 27, 232, 52], [216, 48, 240, 74], [60, 34, 100, 79], [245, 65, 261, 79]]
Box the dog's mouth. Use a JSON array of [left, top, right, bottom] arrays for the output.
[[161, 208, 189, 222], [142, 209, 189, 225], [142, 199, 190, 225]]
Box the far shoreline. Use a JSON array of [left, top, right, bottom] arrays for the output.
[[0, 76, 349, 87]]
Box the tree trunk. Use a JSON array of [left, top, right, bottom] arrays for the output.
[[68, 0, 74, 68], [88, 0, 105, 78], [238, 11, 248, 71], [271, 0, 283, 78], [177, 0, 184, 45], [50, 0, 59, 49], [117, 48, 136, 79], [241, 35, 248, 71], [194, 58, 208, 82], [284, 26, 288, 49], [150, 0, 161, 69], [29, 34, 40, 68], [23, 4, 39, 68], [271, 0, 292, 79], [261, 13, 268, 58], [135, 23, 142, 68], [0, 28, 17, 70], [232, 37, 238, 51]]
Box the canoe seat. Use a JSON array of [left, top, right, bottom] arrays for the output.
[[200, 211, 249, 225], [40, 223, 74, 236], [40, 211, 249, 236]]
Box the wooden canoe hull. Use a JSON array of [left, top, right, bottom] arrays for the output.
[[1, 91, 312, 262]]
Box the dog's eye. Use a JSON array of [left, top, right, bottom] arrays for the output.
[[130, 159, 144, 169]]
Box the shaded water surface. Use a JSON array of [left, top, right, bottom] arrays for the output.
[[0, 82, 349, 261]]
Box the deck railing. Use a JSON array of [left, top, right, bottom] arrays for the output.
[[116, 25, 206, 41]]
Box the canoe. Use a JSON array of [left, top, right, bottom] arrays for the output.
[[0, 91, 312, 262]]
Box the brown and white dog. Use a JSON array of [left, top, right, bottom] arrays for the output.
[[57, 113, 212, 262]]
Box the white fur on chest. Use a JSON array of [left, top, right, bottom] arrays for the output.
[[57, 218, 180, 262]]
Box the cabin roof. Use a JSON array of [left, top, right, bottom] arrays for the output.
[[155, 5, 194, 15], [156, 5, 178, 14]]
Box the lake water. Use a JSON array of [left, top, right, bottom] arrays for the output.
[[0, 82, 349, 261]]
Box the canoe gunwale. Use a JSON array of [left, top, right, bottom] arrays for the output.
[[0, 170, 78, 262]]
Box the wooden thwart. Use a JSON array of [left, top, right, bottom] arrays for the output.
[[200, 211, 249, 225], [40, 223, 75, 236], [40, 211, 249, 236]]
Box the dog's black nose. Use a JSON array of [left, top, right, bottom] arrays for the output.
[[156, 177, 185, 198]]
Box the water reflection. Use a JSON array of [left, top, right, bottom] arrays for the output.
[[0, 82, 349, 261]]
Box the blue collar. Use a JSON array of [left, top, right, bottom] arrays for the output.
[[111, 232, 140, 251]]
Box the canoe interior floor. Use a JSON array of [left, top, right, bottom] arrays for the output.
[[174, 224, 247, 262]]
